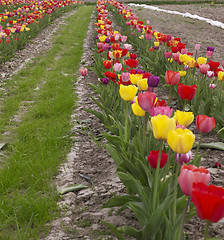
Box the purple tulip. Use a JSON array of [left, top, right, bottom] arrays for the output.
[[207, 46, 215, 52], [148, 75, 160, 87], [101, 78, 109, 84]]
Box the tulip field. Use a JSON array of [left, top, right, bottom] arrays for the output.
[[0, 0, 224, 239]]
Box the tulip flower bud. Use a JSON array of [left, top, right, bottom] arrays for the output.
[[80, 68, 87, 76], [195, 44, 200, 50], [176, 151, 191, 165], [178, 165, 210, 196], [147, 150, 168, 169]]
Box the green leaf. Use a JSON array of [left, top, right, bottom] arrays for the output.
[[104, 144, 122, 166], [198, 142, 224, 151], [120, 225, 142, 239], [84, 108, 104, 123], [58, 184, 88, 195], [0, 143, 6, 150], [101, 220, 125, 240], [146, 196, 172, 238], [103, 195, 141, 208]]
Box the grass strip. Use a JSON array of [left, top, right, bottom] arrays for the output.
[[0, 5, 94, 240]]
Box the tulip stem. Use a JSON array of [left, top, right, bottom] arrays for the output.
[[152, 140, 163, 211], [125, 101, 129, 142], [193, 134, 203, 166], [180, 196, 190, 238], [204, 220, 210, 240], [172, 161, 181, 225], [163, 148, 172, 184], [143, 112, 149, 155]]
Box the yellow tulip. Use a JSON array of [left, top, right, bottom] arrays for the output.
[[188, 59, 197, 68], [179, 54, 187, 63], [119, 84, 138, 102], [174, 110, 194, 127], [151, 114, 176, 140], [137, 78, 148, 91], [154, 42, 159, 47], [179, 71, 187, 77], [99, 35, 107, 42], [167, 128, 195, 154], [132, 102, 145, 116], [130, 74, 142, 85], [218, 71, 224, 81], [197, 57, 207, 65]]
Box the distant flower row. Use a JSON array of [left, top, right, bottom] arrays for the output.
[[0, 0, 82, 43]]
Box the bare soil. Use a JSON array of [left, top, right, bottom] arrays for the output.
[[132, 3, 224, 63]]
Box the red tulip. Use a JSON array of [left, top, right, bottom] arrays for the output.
[[138, 92, 156, 112], [191, 183, 224, 222], [177, 83, 197, 101], [80, 68, 87, 76], [147, 150, 168, 168], [165, 70, 180, 86], [196, 115, 216, 133], [154, 99, 167, 107], [103, 60, 113, 69], [208, 60, 220, 71], [126, 59, 139, 68], [178, 165, 210, 196], [104, 71, 117, 83], [130, 53, 138, 59]]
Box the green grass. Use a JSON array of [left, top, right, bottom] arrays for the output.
[[0, 5, 94, 240]]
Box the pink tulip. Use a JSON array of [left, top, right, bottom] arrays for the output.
[[172, 53, 180, 61], [102, 43, 109, 50], [222, 61, 224, 68], [209, 84, 216, 89], [178, 165, 210, 196], [206, 50, 213, 58], [138, 92, 157, 112], [184, 65, 189, 71], [196, 115, 216, 133], [181, 48, 188, 54], [121, 35, 127, 43], [195, 44, 201, 50], [199, 64, 210, 74], [164, 52, 172, 59], [176, 151, 191, 165], [150, 106, 173, 117], [115, 33, 120, 41], [146, 19, 150, 24], [113, 63, 122, 72], [145, 33, 152, 40], [121, 72, 130, 82], [124, 44, 132, 51], [97, 42, 104, 49], [80, 68, 87, 76], [207, 71, 214, 78], [165, 70, 181, 86]]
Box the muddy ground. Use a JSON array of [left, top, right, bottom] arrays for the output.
[[0, 3, 224, 240]]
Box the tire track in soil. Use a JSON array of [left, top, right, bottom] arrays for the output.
[[42, 10, 137, 240]]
